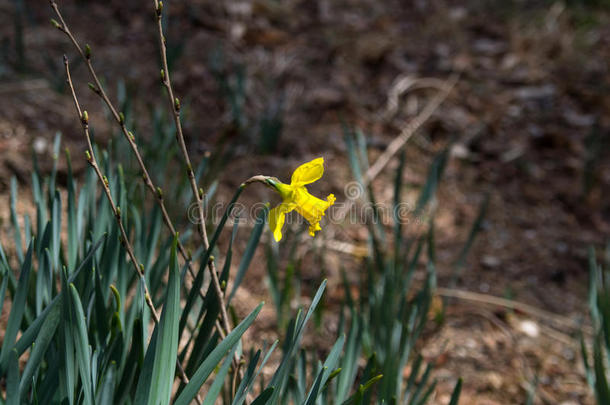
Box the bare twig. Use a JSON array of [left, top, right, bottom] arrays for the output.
[[383, 76, 450, 120], [364, 73, 459, 185], [63, 56, 200, 404], [151, 0, 232, 337], [150, 2, 250, 394], [0, 79, 49, 94], [436, 287, 592, 335], [49, 1, 224, 337], [335, 74, 458, 224]]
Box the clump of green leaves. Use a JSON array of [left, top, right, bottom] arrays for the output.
[[337, 128, 462, 404], [1, 133, 460, 404], [0, 135, 267, 404], [261, 128, 464, 404], [3, 1, 464, 400]]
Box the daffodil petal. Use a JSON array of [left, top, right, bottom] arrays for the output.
[[308, 222, 322, 237], [292, 188, 336, 238], [291, 157, 324, 186], [269, 203, 294, 242], [269, 157, 334, 239]]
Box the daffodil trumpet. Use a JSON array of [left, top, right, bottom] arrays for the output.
[[244, 158, 335, 242]]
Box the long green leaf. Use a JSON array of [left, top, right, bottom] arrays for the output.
[[51, 191, 62, 271], [268, 280, 327, 403], [134, 315, 160, 403], [18, 299, 62, 399], [232, 341, 278, 405], [449, 378, 462, 405], [68, 283, 94, 405], [13, 235, 105, 361], [409, 361, 435, 404], [251, 387, 274, 405], [48, 132, 61, 203], [6, 349, 20, 405], [66, 148, 78, 271], [594, 335, 610, 404], [0, 270, 9, 324], [393, 150, 406, 265], [451, 193, 489, 285], [413, 380, 437, 405], [0, 240, 34, 374], [335, 315, 362, 403], [62, 285, 76, 405], [228, 205, 268, 304], [414, 147, 450, 216], [10, 177, 23, 263], [96, 362, 117, 405], [147, 238, 181, 405], [304, 334, 345, 405], [174, 303, 263, 405], [36, 349, 60, 404], [201, 345, 238, 405], [232, 350, 262, 405], [340, 374, 383, 405]]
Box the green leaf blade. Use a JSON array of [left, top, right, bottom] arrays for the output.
[[0, 240, 34, 374], [68, 283, 94, 405], [148, 238, 182, 405], [174, 302, 263, 405]]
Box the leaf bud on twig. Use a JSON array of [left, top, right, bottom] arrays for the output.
[[88, 82, 99, 94]]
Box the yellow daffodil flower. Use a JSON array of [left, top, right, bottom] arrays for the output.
[[267, 157, 335, 242]]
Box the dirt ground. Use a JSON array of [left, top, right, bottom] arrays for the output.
[[1, 1, 610, 404]]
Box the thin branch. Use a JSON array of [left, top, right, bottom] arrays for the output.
[[63, 56, 200, 403], [436, 287, 592, 335], [151, 2, 249, 395], [151, 0, 232, 337], [382, 76, 450, 120], [334, 74, 458, 224], [49, 1, 224, 337], [364, 73, 459, 185]]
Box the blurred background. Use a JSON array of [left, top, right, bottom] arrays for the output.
[[1, 0, 609, 403]]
